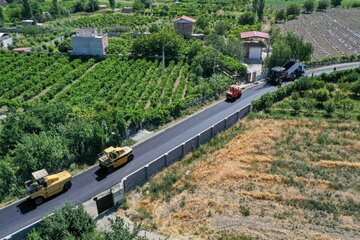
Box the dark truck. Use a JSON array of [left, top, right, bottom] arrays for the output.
[[267, 60, 306, 85]]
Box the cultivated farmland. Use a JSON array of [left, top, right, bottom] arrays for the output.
[[0, 52, 232, 126], [278, 8, 360, 60]]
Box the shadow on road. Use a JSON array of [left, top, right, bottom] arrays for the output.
[[16, 199, 36, 214], [95, 168, 108, 182]]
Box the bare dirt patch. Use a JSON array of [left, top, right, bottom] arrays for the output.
[[119, 118, 360, 239]]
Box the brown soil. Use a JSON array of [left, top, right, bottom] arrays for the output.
[[119, 118, 360, 240]]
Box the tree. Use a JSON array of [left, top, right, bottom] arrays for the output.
[[34, 203, 96, 240], [86, 0, 99, 12], [350, 80, 360, 96], [132, 0, 145, 11], [192, 46, 220, 77], [238, 11, 256, 25], [74, 0, 86, 12], [252, 0, 265, 20], [339, 98, 354, 118], [50, 0, 60, 17], [214, 21, 231, 35], [13, 132, 73, 177], [104, 217, 141, 240], [22, 0, 33, 19], [266, 32, 313, 68], [0, 158, 17, 202], [317, 0, 329, 10], [286, 4, 300, 18], [290, 100, 302, 115], [131, 30, 184, 59], [331, 0, 342, 7], [58, 38, 72, 52], [303, 0, 315, 13], [109, 0, 116, 11], [0, 6, 5, 27], [222, 37, 243, 61], [275, 9, 286, 22], [324, 99, 335, 116]]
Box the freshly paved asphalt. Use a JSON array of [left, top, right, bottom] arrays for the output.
[[0, 62, 359, 239]]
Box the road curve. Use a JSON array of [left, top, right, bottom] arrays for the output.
[[0, 62, 359, 239]]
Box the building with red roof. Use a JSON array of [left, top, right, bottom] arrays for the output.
[[13, 47, 31, 53], [174, 15, 197, 38], [240, 31, 270, 40], [241, 31, 270, 60]]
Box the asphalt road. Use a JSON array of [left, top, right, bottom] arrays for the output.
[[0, 62, 359, 239]]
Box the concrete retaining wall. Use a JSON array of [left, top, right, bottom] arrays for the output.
[[184, 135, 199, 155], [199, 128, 212, 145], [123, 167, 147, 192], [166, 145, 183, 166], [226, 112, 238, 129], [147, 156, 166, 178], [213, 119, 226, 136]]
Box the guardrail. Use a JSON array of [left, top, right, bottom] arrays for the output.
[[6, 104, 251, 240]]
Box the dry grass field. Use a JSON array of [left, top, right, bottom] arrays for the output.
[[278, 8, 360, 60], [118, 117, 360, 239]]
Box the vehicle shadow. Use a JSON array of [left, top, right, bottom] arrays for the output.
[[95, 168, 109, 182], [17, 199, 36, 214]]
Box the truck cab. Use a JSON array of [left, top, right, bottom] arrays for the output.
[[98, 146, 134, 172], [25, 169, 72, 205], [226, 85, 242, 101]]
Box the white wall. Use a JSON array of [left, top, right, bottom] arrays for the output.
[[249, 47, 262, 59]]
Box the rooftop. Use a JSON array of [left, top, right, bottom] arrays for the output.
[[75, 29, 103, 37], [13, 47, 31, 52], [241, 31, 270, 40], [174, 15, 197, 23]]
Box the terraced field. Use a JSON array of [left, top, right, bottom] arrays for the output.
[[278, 8, 360, 60]]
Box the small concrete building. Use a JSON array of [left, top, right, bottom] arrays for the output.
[[0, 33, 13, 48], [241, 31, 270, 60], [174, 15, 196, 37], [243, 41, 267, 59], [122, 7, 134, 13], [71, 29, 108, 56], [21, 20, 34, 26]]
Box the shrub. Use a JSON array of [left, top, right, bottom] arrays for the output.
[[350, 80, 360, 95], [324, 100, 335, 116], [275, 9, 286, 22], [303, 0, 315, 12], [286, 4, 301, 17], [238, 12, 256, 25], [311, 88, 330, 102], [220, 55, 247, 76], [317, 0, 330, 10]]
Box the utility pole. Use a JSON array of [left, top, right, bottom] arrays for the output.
[[162, 40, 165, 69]]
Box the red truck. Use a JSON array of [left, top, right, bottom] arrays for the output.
[[226, 85, 242, 101]]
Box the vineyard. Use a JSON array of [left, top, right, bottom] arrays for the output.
[[48, 13, 155, 31], [278, 8, 360, 60], [0, 52, 232, 126]]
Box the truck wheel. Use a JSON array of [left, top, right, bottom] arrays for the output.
[[128, 154, 134, 161], [64, 182, 72, 191], [34, 197, 44, 206]]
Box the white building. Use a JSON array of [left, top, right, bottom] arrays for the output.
[[71, 29, 108, 56], [0, 33, 13, 48]]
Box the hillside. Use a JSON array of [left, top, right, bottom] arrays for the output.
[[118, 69, 360, 239]]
